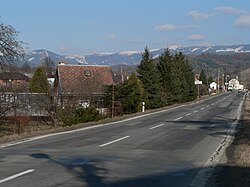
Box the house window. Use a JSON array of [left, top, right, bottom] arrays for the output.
[[84, 70, 91, 77]]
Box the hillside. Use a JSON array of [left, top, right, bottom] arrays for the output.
[[188, 53, 250, 76]]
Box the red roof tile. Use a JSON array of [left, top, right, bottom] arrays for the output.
[[57, 64, 113, 94]]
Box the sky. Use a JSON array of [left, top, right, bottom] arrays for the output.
[[1, 0, 250, 55]]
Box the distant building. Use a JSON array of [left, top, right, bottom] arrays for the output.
[[0, 71, 30, 92], [209, 82, 217, 90], [228, 79, 240, 90]]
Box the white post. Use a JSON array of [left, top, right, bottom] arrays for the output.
[[142, 101, 145, 113]]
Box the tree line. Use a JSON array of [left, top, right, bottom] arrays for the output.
[[1, 20, 198, 128], [103, 47, 198, 115]]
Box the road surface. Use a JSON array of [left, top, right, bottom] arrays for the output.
[[0, 92, 245, 187]]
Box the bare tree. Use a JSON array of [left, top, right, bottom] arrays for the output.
[[41, 55, 55, 76], [0, 21, 25, 67]]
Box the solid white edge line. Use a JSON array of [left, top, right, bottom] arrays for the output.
[[99, 136, 130, 147], [190, 93, 246, 187], [0, 169, 35, 184], [150, 124, 164, 130]]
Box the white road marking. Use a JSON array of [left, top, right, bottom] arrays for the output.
[[193, 110, 199, 113], [201, 107, 205, 110], [150, 124, 164, 130], [99, 136, 130, 147], [0, 93, 231, 149], [186, 113, 192, 116], [190, 94, 245, 187], [0, 104, 187, 149], [0, 169, 35, 184], [174, 117, 183, 121], [206, 105, 209, 108]]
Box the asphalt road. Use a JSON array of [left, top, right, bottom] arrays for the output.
[[0, 92, 245, 187]]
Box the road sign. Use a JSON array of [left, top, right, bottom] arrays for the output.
[[195, 80, 202, 85]]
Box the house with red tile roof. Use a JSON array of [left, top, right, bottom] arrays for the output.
[[55, 64, 114, 106], [0, 72, 30, 92]]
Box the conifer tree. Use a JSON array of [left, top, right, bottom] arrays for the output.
[[137, 47, 163, 109], [157, 49, 173, 105], [199, 69, 207, 86], [183, 59, 197, 101], [29, 67, 50, 93], [118, 73, 145, 114]]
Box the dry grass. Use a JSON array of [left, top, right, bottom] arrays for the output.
[[231, 96, 250, 167]]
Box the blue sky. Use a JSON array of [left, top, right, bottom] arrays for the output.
[[1, 0, 250, 55]]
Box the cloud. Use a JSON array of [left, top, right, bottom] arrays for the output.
[[106, 34, 118, 40], [214, 6, 246, 14], [156, 24, 198, 31], [235, 15, 250, 28], [187, 11, 213, 21], [188, 34, 205, 41], [156, 24, 176, 31]]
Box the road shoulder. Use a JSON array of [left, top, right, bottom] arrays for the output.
[[206, 93, 250, 186]]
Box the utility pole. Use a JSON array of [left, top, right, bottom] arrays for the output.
[[111, 83, 115, 118], [203, 63, 209, 95], [225, 75, 229, 92], [120, 64, 124, 83], [217, 69, 220, 94]]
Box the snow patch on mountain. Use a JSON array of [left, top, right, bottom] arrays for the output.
[[216, 46, 244, 53], [191, 48, 199, 52], [28, 57, 34, 61], [169, 45, 182, 50], [119, 51, 142, 56], [64, 54, 87, 64], [202, 47, 211, 53], [92, 52, 114, 56]]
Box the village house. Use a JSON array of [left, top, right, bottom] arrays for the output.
[[0, 71, 30, 92], [209, 82, 217, 90], [228, 78, 244, 91], [54, 63, 114, 107]]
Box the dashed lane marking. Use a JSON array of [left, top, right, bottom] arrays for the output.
[[0, 169, 35, 184], [174, 117, 183, 121], [150, 124, 164, 130], [99, 136, 130, 147]]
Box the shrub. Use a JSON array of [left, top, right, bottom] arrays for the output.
[[60, 106, 106, 126]]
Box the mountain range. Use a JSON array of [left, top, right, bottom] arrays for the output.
[[22, 44, 250, 67]]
